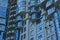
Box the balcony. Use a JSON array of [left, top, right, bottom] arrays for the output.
[[54, 0, 60, 9], [7, 31, 11, 34], [23, 16, 31, 21], [7, 30, 15, 34], [32, 13, 39, 22], [29, 1, 37, 8], [8, 24, 15, 29], [10, 5, 16, 10], [46, 0, 54, 9], [8, 19, 16, 24], [11, 36, 14, 39], [10, 0, 16, 6], [15, 21, 23, 30], [37, 0, 46, 8], [47, 7, 55, 19], [9, 15, 15, 19], [10, 9, 16, 13], [16, 7, 26, 16], [16, 16, 23, 22], [36, 7, 41, 13]]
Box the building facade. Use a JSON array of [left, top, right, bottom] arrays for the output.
[[6, 0, 60, 40], [0, 0, 8, 40]]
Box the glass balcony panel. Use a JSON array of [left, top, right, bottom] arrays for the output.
[[30, 1, 36, 6], [16, 16, 22, 21], [17, 1, 26, 7], [47, 7, 55, 15], [18, 21, 23, 27], [45, 21, 49, 27], [46, 0, 52, 8], [49, 20, 53, 25], [17, 0, 25, 3], [38, 0, 45, 4], [54, 0, 58, 2], [40, 0, 44, 3], [18, 6, 26, 13], [32, 13, 37, 19]]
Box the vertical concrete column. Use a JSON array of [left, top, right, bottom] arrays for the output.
[[41, 9, 47, 40], [26, 13, 29, 40]]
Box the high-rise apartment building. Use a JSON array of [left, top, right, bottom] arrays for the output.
[[0, 0, 8, 40], [6, 0, 17, 40], [6, 0, 60, 40]]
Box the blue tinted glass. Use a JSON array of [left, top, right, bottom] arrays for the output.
[[0, 18, 6, 24], [0, 25, 5, 31], [18, 21, 23, 27], [0, 0, 8, 17]]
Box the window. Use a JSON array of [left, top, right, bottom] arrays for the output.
[[46, 0, 52, 7], [50, 27, 55, 33], [16, 16, 22, 20], [46, 28, 51, 35], [18, 21, 23, 27], [30, 24, 34, 29], [30, 30, 34, 36], [54, 13, 60, 31], [21, 35, 23, 40], [0, 32, 1, 35], [30, 0, 36, 5], [30, 38, 34, 40], [38, 35, 42, 40], [37, 19, 41, 24], [45, 21, 49, 27], [23, 21, 26, 26], [49, 19, 53, 25], [0, 0, 8, 7], [32, 13, 37, 19], [31, 7, 36, 12], [20, 1, 26, 6], [47, 7, 55, 15], [24, 34, 26, 39], [20, 28, 23, 33], [47, 37, 51, 40], [18, 6, 26, 13], [0, 18, 6, 24], [51, 35, 56, 40], [15, 30, 19, 40], [38, 0, 44, 3], [54, 0, 58, 2], [24, 27, 26, 32], [0, 25, 5, 31]]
